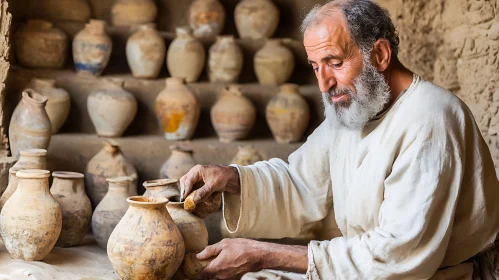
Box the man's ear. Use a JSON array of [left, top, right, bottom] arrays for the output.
[[372, 39, 392, 72]]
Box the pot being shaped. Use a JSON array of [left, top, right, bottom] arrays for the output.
[[266, 84, 310, 143], [0, 168, 20, 213], [73, 19, 112, 76], [87, 80, 137, 137], [85, 140, 138, 208], [231, 145, 262, 166], [111, 0, 158, 27], [25, 78, 71, 134], [211, 85, 256, 142], [208, 36, 243, 83], [12, 148, 47, 170], [0, 170, 62, 261], [189, 0, 225, 40], [126, 24, 165, 79], [14, 20, 68, 69], [41, 0, 91, 22], [167, 27, 205, 83], [50, 171, 92, 248], [160, 145, 196, 179], [235, 0, 279, 40], [92, 176, 132, 249], [143, 178, 180, 199], [108, 196, 184, 280], [9, 90, 51, 158], [254, 39, 295, 85], [155, 77, 200, 140]]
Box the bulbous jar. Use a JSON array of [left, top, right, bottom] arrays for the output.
[[235, 0, 280, 40], [208, 36, 243, 83], [111, 0, 158, 27], [160, 145, 196, 179], [231, 145, 262, 166], [126, 24, 165, 79], [189, 0, 225, 40], [73, 19, 112, 76], [254, 39, 295, 85], [167, 27, 205, 83]]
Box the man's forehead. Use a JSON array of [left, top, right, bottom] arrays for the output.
[[303, 11, 353, 53]]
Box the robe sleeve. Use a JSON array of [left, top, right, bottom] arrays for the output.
[[307, 124, 463, 279], [222, 122, 333, 239]]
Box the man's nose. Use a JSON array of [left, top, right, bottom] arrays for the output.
[[317, 67, 336, 93]]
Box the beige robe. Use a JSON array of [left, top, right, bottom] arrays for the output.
[[223, 75, 499, 279]]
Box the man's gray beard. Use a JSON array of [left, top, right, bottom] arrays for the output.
[[322, 55, 391, 130]]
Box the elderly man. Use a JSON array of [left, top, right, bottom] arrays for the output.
[[181, 0, 499, 279]]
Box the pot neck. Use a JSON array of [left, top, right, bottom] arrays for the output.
[[128, 196, 169, 210], [21, 89, 48, 108], [265, 39, 282, 47], [102, 140, 120, 154], [52, 172, 85, 195], [16, 170, 50, 194], [29, 78, 56, 89], [86, 19, 107, 35], [176, 26, 193, 38], [138, 23, 156, 32], [166, 201, 184, 210], [165, 77, 186, 88], [279, 83, 299, 95], [216, 35, 235, 44]]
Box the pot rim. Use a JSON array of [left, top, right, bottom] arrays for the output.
[[127, 196, 169, 206], [9, 167, 21, 174], [16, 169, 50, 178], [22, 89, 49, 106], [143, 178, 179, 188], [52, 171, 84, 179], [19, 148, 47, 156]]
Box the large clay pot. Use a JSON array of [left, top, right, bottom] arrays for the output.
[[126, 24, 165, 79], [92, 176, 132, 249], [25, 78, 71, 134], [0, 170, 62, 261], [160, 145, 196, 179], [235, 0, 279, 40], [51, 171, 92, 248], [167, 27, 205, 83], [143, 178, 180, 199], [254, 39, 295, 85], [155, 77, 200, 140], [107, 196, 185, 280], [208, 36, 243, 83], [266, 83, 310, 143], [189, 0, 225, 40], [231, 145, 262, 166], [73, 19, 112, 76], [211, 85, 256, 142], [12, 148, 47, 170], [0, 168, 20, 213], [41, 0, 92, 22], [9, 90, 51, 158], [85, 140, 138, 208], [111, 0, 158, 27], [87, 80, 137, 137], [14, 20, 68, 69]]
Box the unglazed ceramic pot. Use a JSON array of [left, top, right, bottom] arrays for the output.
[[208, 36, 243, 83], [160, 145, 196, 179], [254, 39, 295, 85], [231, 145, 262, 166], [126, 23, 165, 79], [111, 0, 158, 27], [189, 0, 225, 40], [107, 196, 185, 280], [235, 0, 279, 40], [167, 27, 205, 83], [73, 19, 112, 76]]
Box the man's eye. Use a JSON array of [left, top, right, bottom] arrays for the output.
[[313, 67, 319, 72], [331, 62, 343, 68]]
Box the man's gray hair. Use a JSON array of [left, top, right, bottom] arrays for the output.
[[301, 0, 399, 57]]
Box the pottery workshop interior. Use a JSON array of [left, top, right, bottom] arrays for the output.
[[0, 0, 498, 279]]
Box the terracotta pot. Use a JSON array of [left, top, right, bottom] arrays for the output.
[[254, 39, 295, 85], [111, 0, 158, 27], [14, 20, 68, 69], [155, 77, 200, 140], [50, 171, 92, 248], [108, 196, 184, 279], [143, 178, 180, 199], [25, 78, 71, 134], [85, 140, 138, 208], [87, 80, 137, 137], [12, 148, 47, 170], [0, 168, 20, 214], [9, 89, 51, 158], [266, 83, 310, 143], [208, 36, 243, 83], [189, 0, 225, 40], [231, 145, 262, 166], [235, 0, 279, 40], [0, 170, 62, 261], [126, 24, 165, 79], [211, 85, 256, 142], [41, 0, 91, 22], [73, 19, 112, 76], [160, 145, 196, 179], [167, 27, 205, 83], [92, 176, 132, 249]]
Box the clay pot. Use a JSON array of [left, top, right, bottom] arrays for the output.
[[208, 36, 243, 83], [211, 85, 256, 142], [0, 170, 62, 261], [155, 77, 200, 140], [50, 171, 92, 248], [143, 178, 180, 199], [9, 89, 51, 158], [111, 0, 158, 27], [14, 20, 68, 69], [126, 24, 165, 79], [189, 0, 225, 40], [254, 39, 295, 85], [231, 145, 262, 166], [92, 176, 133, 249], [0, 168, 20, 213], [160, 145, 196, 179], [167, 27, 205, 83], [12, 148, 47, 170], [73, 20, 112, 76], [108, 196, 184, 279], [25, 78, 71, 134], [235, 0, 280, 40], [87, 80, 137, 137], [85, 140, 138, 208], [266, 84, 310, 143], [41, 0, 91, 22]]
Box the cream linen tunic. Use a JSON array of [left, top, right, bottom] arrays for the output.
[[223, 75, 499, 279]]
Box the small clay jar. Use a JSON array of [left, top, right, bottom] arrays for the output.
[[231, 145, 262, 166], [167, 27, 205, 83], [235, 0, 280, 40], [189, 0, 225, 40], [254, 39, 295, 85], [143, 178, 180, 199], [160, 145, 197, 179], [211, 85, 256, 142], [126, 24, 165, 79], [14, 19, 68, 69], [266, 83, 310, 143], [208, 36, 243, 83], [111, 0, 158, 27], [50, 171, 92, 248], [73, 19, 112, 76], [12, 148, 47, 170]]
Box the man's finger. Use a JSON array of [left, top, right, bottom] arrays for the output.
[[196, 242, 223, 260], [180, 165, 202, 201], [197, 257, 224, 279], [193, 183, 215, 205]]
